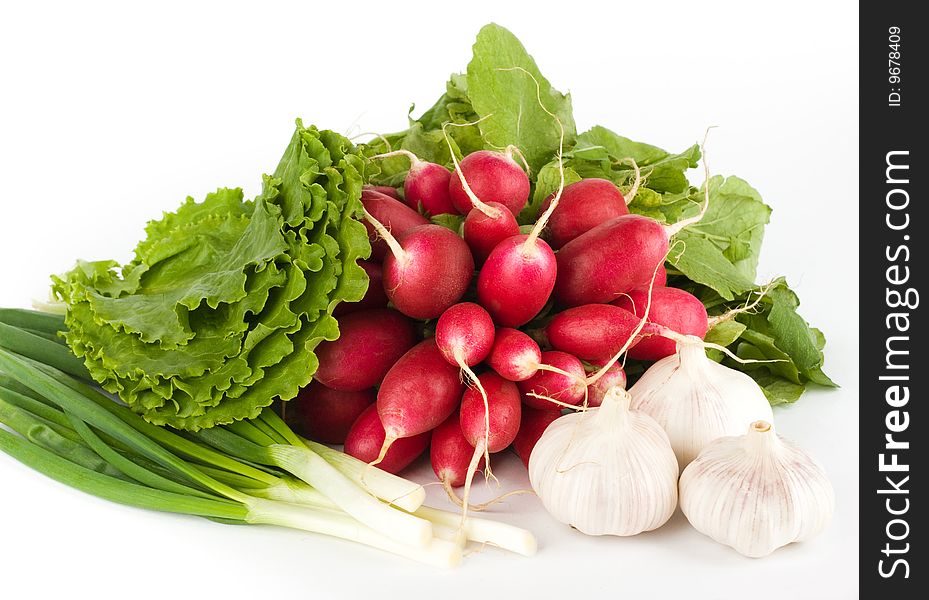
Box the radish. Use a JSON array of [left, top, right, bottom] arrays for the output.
[[613, 287, 709, 361], [333, 260, 388, 316], [474, 93, 568, 327], [475, 234, 556, 327], [448, 150, 530, 216], [585, 360, 627, 408], [363, 184, 402, 201], [314, 308, 417, 391], [537, 175, 637, 249], [583, 259, 662, 397], [554, 148, 712, 307], [345, 404, 429, 474], [462, 202, 520, 265], [544, 303, 658, 362], [435, 303, 496, 371], [457, 371, 522, 533], [435, 303, 495, 408], [654, 264, 668, 287], [517, 350, 587, 410], [487, 328, 542, 382], [373, 338, 465, 466], [365, 213, 474, 319], [431, 414, 484, 489], [361, 189, 429, 260], [511, 406, 561, 468], [554, 215, 668, 306], [435, 302, 495, 485], [371, 150, 456, 215], [288, 381, 375, 444]]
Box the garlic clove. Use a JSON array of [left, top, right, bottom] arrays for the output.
[[630, 336, 774, 467], [679, 420, 835, 558], [528, 386, 679, 536]]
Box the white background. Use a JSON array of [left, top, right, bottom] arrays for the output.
[[0, 1, 858, 598]]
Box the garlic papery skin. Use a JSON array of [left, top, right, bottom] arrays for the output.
[[679, 420, 835, 558], [528, 386, 678, 536], [629, 335, 774, 468]]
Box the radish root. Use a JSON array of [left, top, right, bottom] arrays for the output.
[[504, 145, 531, 175], [655, 327, 789, 365], [620, 157, 642, 205], [359, 433, 397, 492], [457, 441, 486, 542], [497, 66, 565, 253], [665, 127, 715, 237], [443, 483, 535, 511], [369, 149, 423, 168], [586, 257, 664, 385], [455, 349, 493, 483], [706, 280, 777, 328], [369, 434, 396, 469], [362, 208, 409, 266], [526, 392, 589, 411], [442, 118, 502, 219], [349, 131, 393, 150]]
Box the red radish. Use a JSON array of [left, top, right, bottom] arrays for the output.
[[363, 184, 402, 201], [487, 328, 542, 382], [545, 303, 658, 362], [654, 264, 668, 287], [462, 202, 520, 264], [457, 372, 522, 529], [333, 261, 388, 316], [583, 256, 663, 399], [585, 360, 627, 408], [367, 217, 474, 320], [613, 287, 709, 360], [373, 338, 465, 465], [448, 150, 530, 216], [435, 303, 496, 369], [361, 189, 429, 260], [345, 404, 429, 474], [554, 214, 668, 306], [314, 308, 416, 391], [288, 382, 374, 444], [474, 106, 567, 327], [370, 150, 456, 215], [517, 351, 587, 410], [554, 151, 712, 307], [431, 415, 484, 489], [435, 302, 496, 483], [476, 234, 557, 327], [460, 373, 522, 452], [511, 406, 561, 467], [538, 178, 629, 248]]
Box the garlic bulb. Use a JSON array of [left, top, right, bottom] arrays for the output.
[[680, 420, 835, 557], [528, 386, 678, 536], [630, 335, 773, 467]]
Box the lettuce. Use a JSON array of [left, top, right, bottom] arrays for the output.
[[52, 123, 370, 430]]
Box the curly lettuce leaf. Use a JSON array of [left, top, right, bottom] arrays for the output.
[[53, 123, 370, 430]]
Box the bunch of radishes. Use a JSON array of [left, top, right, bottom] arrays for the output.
[[285, 145, 716, 507]]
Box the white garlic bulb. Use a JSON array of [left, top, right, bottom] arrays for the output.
[[680, 420, 835, 557], [630, 335, 774, 467], [528, 386, 678, 536]]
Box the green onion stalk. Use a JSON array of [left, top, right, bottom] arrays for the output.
[[0, 310, 536, 564]]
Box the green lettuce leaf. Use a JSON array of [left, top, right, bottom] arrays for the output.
[[53, 123, 370, 430]]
